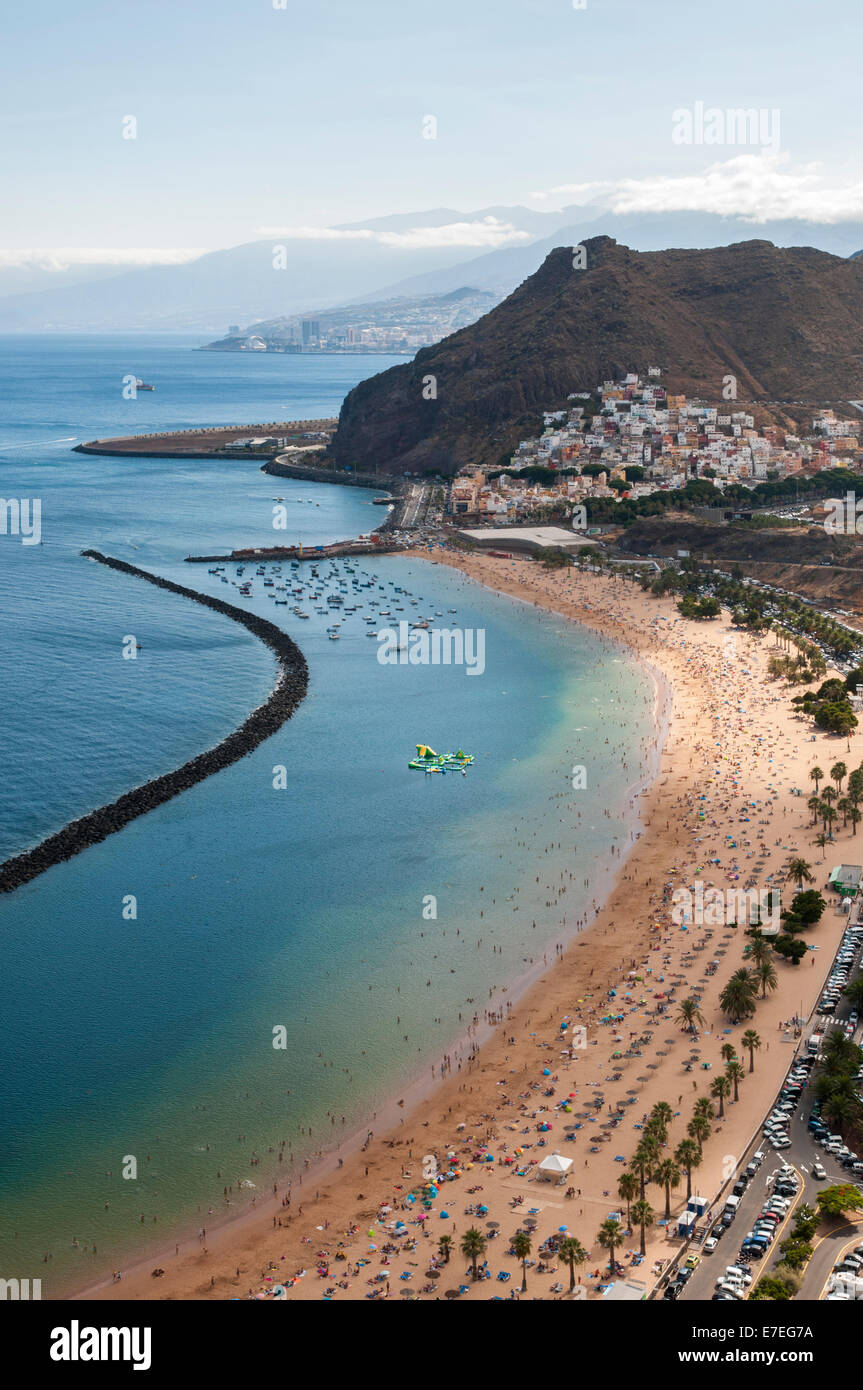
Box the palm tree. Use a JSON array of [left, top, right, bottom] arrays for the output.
[[645, 1114, 668, 1145], [460, 1227, 487, 1280], [810, 765, 824, 795], [511, 1230, 531, 1293], [788, 857, 814, 890], [632, 1135, 660, 1200], [557, 1235, 588, 1293], [720, 1042, 737, 1065], [755, 959, 779, 999], [742, 1029, 761, 1071], [677, 997, 704, 1034], [652, 1158, 681, 1220], [651, 1101, 674, 1131], [748, 937, 773, 968], [687, 1114, 711, 1156], [726, 1060, 745, 1103], [822, 806, 838, 840], [438, 1234, 453, 1264], [845, 976, 863, 1012], [694, 1096, 715, 1122], [631, 1199, 655, 1257], [815, 832, 829, 860], [597, 1218, 623, 1275], [674, 1139, 701, 1200], [831, 761, 847, 793], [719, 970, 758, 1021], [808, 796, 823, 827], [710, 1074, 731, 1119], [618, 1172, 639, 1228]]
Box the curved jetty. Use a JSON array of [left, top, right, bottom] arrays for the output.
[[0, 552, 309, 894]]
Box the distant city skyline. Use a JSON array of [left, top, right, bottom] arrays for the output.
[[3, 0, 862, 269]]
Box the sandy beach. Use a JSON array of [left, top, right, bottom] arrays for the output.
[[83, 550, 860, 1302]]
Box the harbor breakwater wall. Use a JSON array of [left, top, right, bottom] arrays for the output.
[[0, 552, 309, 895], [263, 457, 404, 492], [73, 420, 337, 459]]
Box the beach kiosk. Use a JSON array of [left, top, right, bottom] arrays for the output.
[[828, 864, 862, 898], [676, 1209, 698, 1239], [537, 1151, 573, 1185]]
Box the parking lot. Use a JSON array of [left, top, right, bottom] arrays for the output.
[[673, 909, 863, 1301]]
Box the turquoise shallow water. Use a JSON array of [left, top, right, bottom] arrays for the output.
[[0, 337, 657, 1291]]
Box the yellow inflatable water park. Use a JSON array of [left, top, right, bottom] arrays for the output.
[[408, 744, 474, 774]]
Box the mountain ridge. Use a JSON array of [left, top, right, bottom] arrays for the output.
[[329, 237, 863, 477]]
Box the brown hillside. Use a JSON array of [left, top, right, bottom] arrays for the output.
[[330, 236, 863, 476]]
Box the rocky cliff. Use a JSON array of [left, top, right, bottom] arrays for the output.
[[330, 236, 863, 476]]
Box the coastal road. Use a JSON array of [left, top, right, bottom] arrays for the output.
[[800, 1220, 863, 1298], [678, 905, 863, 1302], [403, 483, 431, 529]]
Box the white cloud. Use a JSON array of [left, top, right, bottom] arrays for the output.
[[0, 248, 207, 271], [531, 155, 863, 225], [257, 217, 532, 249]]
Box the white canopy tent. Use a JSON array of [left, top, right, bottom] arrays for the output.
[[537, 1151, 573, 1183]]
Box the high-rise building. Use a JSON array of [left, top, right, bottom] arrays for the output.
[[302, 320, 320, 346]]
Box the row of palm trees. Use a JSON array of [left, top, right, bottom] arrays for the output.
[[808, 763, 863, 847], [452, 1030, 764, 1294], [454, 1224, 589, 1294]]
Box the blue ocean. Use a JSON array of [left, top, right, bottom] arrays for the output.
[[0, 336, 656, 1291]]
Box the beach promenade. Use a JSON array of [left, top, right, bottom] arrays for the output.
[[85, 552, 861, 1302]]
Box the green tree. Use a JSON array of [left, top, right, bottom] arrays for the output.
[[674, 1139, 701, 1201], [631, 1135, 660, 1200], [511, 1230, 532, 1292], [617, 1172, 639, 1228], [438, 1234, 453, 1264], [631, 1199, 655, 1257], [755, 960, 779, 999], [460, 1227, 487, 1280], [816, 1186, 863, 1219], [719, 970, 758, 1021], [677, 997, 705, 1034], [652, 1159, 680, 1221], [742, 1029, 761, 1073], [726, 1060, 745, 1103], [831, 761, 848, 793], [687, 1114, 711, 1156], [597, 1218, 623, 1275], [787, 857, 814, 890], [710, 1074, 731, 1119], [773, 934, 808, 965], [557, 1236, 587, 1293]]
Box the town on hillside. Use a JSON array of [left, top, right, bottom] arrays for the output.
[[449, 372, 862, 525]]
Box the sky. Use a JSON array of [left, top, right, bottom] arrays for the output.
[[2, 0, 862, 266]]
